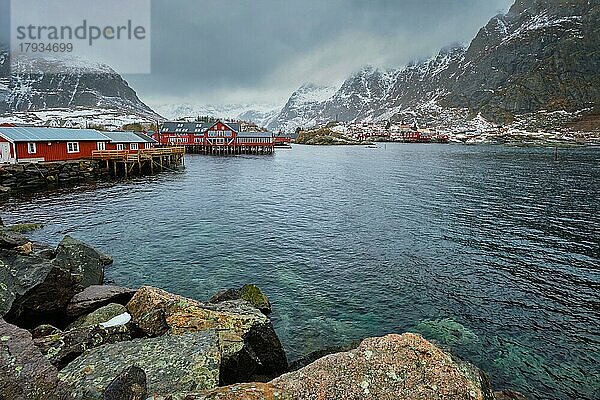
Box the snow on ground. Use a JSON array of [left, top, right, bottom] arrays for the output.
[[100, 313, 131, 328], [0, 107, 158, 129]]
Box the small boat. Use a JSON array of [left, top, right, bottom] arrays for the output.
[[366, 145, 378, 149]]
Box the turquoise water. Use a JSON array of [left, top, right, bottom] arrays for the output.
[[2, 144, 599, 399]]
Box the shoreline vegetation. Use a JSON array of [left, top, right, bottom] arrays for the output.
[[0, 217, 526, 399]]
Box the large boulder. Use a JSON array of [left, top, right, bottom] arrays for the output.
[[67, 303, 127, 330], [127, 286, 288, 384], [34, 323, 132, 369], [173, 333, 495, 400], [53, 235, 112, 289], [59, 331, 221, 399], [1, 236, 111, 327], [0, 250, 55, 319], [0, 318, 72, 400], [66, 285, 136, 318], [270, 333, 494, 400], [210, 284, 272, 314]]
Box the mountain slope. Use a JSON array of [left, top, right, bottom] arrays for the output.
[[270, 0, 599, 132], [267, 83, 338, 132], [441, 0, 600, 122], [0, 51, 161, 120]]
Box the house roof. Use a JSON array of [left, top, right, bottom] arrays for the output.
[[223, 122, 241, 132], [237, 131, 273, 138], [0, 127, 110, 142], [161, 122, 213, 133], [101, 131, 152, 144], [133, 132, 157, 143]]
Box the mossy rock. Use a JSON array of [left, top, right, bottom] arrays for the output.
[[209, 284, 272, 314], [8, 223, 44, 233], [239, 284, 271, 314], [67, 303, 127, 330]]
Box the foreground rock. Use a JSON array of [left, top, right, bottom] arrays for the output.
[[34, 323, 132, 369], [494, 390, 527, 400], [66, 285, 136, 318], [173, 333, 495, 400], [53, 235, 112, 289], [67, 303, 127, 329], [162, 383, 293, 400], [210, 284, 272, 314], [270, 333, 494, 399], [103, 366, 147, 400], [0, 228, 31, 250], [0, 318, 71, 400], [127, 286, 288, 384], [1, 235, 112, 327], [59, 331, 221, 399]]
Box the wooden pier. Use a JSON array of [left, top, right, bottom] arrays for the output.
[[183, 145, 274, 156], [90, 147, 185, 178]]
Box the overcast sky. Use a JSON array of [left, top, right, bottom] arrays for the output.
[[1, 0, 514, 106]]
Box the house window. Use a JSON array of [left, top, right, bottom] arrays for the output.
[[67, 142, 80, 153], [117, 144, 125, 151], [97, 142, 106, 151], [130, 143, 139, 151], [145, 143, 152, 149], [27, 142, 37, 154]]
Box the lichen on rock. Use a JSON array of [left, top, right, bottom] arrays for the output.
[[59, 331, 221, 399]]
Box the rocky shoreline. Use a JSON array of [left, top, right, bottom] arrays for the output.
[[0, 217, 525, 400]]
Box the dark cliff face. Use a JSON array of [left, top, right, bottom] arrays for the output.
[[270, 0, 599, 131], [440, 0, 600, 122], [0, 50, 159, 118], [5, 71, 158, 117]]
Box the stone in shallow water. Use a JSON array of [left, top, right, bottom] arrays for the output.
[[413, 317, 480, 347], [59, 331, 221, 399], [209, 284, 272, 314]]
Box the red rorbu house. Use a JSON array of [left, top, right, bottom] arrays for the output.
[[101, 131, 157, 153], [0, 127, 111, 164], [155, 120, 275, 155]]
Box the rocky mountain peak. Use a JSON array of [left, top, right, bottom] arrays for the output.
[[0, 48, 160, 120], [269, 0, 599, 132]]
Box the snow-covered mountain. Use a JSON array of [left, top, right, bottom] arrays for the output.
[[266, 83, 339, 132], [151, 102, 280, 127], [269, 0, 600, 133], [0, 49, 161, 122]]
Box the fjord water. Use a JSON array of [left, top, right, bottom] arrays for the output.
[[3, 144, 599, 399]]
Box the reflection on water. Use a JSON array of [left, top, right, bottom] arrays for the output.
[[2, 144, 599, 400]]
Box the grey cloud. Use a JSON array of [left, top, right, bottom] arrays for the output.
[[1, 0, 514, 105]]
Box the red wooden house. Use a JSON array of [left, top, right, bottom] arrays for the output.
[[0, 127, 111, 164], [102, 131, 157, 153], [155, 120, 274, 154]]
